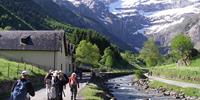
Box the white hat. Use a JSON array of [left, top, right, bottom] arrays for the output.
[[21, 70, 29, 76], [53, 72, 58, 77]]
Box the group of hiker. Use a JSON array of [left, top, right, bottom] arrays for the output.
[[10, 70, 81, 100]]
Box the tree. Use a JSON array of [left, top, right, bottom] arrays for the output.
[[100, 47, 114, 68], [105, 55, 113, 68], [75, 40, 100, 67], [171, 33, 193, 65], [121, 51, 135, 65], [139, 39, 161, 67]]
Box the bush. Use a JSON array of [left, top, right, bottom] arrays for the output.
[[134, 69, 146, 79]]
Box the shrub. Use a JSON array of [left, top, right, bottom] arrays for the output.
[[134, 69, 146, 79]]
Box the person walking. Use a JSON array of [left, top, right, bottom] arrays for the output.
[[49, 71, 59, 100], [57, 71, 68, 100], [44, 70, 53, 100], [69, 73, 79, 100], [10, 70, 35, 100]]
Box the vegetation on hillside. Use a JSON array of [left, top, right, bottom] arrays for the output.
[[0, 4, 33, 30], [0, 0, 51, 29]]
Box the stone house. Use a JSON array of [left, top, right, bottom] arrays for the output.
[[0, 31, 75, 74]]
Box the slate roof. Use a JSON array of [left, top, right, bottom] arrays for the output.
[[0, 31, 64, 51]]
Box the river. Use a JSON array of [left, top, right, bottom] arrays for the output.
[[107, 75, 176, 100]]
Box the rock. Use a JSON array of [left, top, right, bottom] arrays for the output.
[[128, 96, 134, 99], [114, 86, 118, 89], [181, 98, 187, 100], [170, 91, 177, 96], [190, 96, 197, 100], [110, 97, 116, 100], [178, 93, 185, 99], [143, 98, 150, 100], [185, 96, 197, 100], [143, 85, 149, 90], [163, 91, 170, 96]]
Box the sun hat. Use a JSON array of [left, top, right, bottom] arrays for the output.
[[71, 72, 76, 77], [21, 70, 29, 76], [53, 71, 58, 77]]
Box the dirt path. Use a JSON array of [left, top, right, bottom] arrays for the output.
[[31, 73, 90, 100], [145, 74, 200, 89]]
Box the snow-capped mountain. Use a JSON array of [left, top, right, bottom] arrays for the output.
[[41, 0, 200, 51], [107, 0, 200, 48]]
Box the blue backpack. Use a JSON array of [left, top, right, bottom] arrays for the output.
[[11, 79, 29, 100]]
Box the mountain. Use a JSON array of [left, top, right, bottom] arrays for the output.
[[1, 0, 200, 51], [55, 0, 200, 51], [106, 0, 200, 48], [32, 0, 131, 50]]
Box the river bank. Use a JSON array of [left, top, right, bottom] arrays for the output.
[[133, 78, 200, 100]]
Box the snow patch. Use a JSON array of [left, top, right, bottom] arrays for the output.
[[146, 18, 185, 34]]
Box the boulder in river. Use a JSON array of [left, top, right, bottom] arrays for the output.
[[163, 91, 170, 96]]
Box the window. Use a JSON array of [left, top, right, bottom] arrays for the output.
[[61, 64, 63, 70], [20, 35, 33, 45]]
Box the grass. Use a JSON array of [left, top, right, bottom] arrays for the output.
[[0, 57, 47, 99], [149, 80, 200, 97], [0, 58, 46, 82], [190, 57, 200, 67], [80, 83, 104, 100], [150, 62, 200, 84]]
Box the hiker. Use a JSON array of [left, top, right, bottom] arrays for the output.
[[10, 70, 35, 100], [69, 73, 79, 100], [57, 71, 68, 100], [49, 71, 59, 100], [48, 70, 67, 100], [44, 70, 53, 100]]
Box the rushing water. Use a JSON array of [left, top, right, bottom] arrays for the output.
[[107, 75, 176, 100]]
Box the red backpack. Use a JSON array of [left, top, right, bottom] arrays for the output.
[[69, 76, 77, 85]]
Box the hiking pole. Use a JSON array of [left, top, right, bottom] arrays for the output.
[[63, 90, 66, 97]]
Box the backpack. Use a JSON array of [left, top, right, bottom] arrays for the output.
[[48, 86, 56, 99], [48, 77, 57, 99], [70, 77, 77, 85], [11, 79, 29, 100], [63, 74, 69, 84]]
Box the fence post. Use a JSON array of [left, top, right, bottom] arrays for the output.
[[17, 63, 19, 76], [31, 65, 33, 72], [24, 63, 26, 70], [8, 63, 10, 78], [38, 66, 39, 73]]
